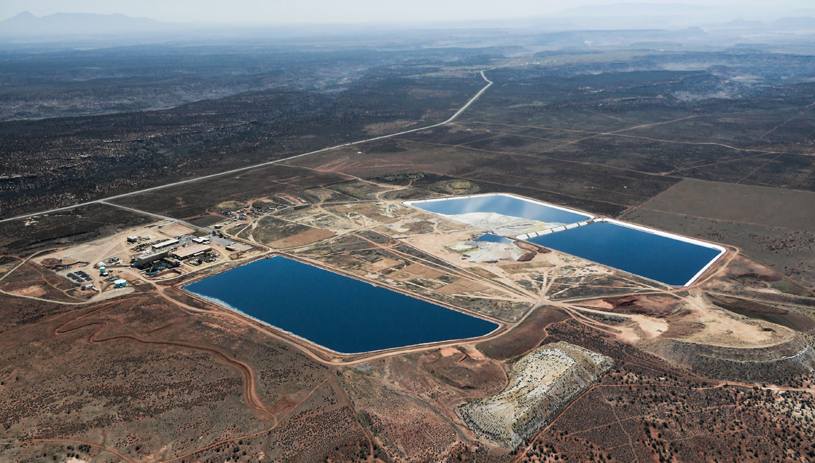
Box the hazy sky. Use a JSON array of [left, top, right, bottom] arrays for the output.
[[1, 0, 811, 24]]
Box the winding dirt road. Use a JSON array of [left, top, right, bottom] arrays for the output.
[[53, 302, 273, 421]]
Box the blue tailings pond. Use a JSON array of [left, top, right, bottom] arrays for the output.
[[184, 256, 498, 354], [527, 221, 724, 286], [475, 233, 513, 244], [407, 194, 591, 225]]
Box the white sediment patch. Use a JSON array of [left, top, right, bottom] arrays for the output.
[[447, 240, 526, 263]]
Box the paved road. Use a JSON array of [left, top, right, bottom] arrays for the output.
[[1, 70, 493, 224]]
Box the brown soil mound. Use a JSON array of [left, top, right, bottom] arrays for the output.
[[516, 251, 536, 262], [515, 241, 550, 254], [40, 258, 62, 269], [581, 294, 680, 318], [421, 350, 505, 392]]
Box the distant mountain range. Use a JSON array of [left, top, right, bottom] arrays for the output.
[[0, 11, 175, 37], [773, 16, 815, 29], [551, 3, 710, 18], [0, 6, 813, 41], [547, 3, 815, 30]]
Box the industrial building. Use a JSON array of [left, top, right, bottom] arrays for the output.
[[170, 244, 212, 260], [225, 243, 252, 253], [152, 239, 179, 251], [135, 249, 169, 268]]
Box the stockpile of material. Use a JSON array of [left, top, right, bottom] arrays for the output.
[[458, 342, 613, 449]]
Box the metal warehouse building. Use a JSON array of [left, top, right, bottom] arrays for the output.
[[170, 244, 212, 260]]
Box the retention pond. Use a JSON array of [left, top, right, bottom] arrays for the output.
[[184, 256, 498, 354], [406, 193, 591, 225], [527, 220, 725, 287]]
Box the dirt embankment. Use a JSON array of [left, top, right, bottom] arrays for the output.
[[645, 335, 815, 383], [708, 294, 815, 333], [583, 294, 681, 318]]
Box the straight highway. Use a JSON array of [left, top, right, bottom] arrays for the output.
[[0, 70, 493, 224]]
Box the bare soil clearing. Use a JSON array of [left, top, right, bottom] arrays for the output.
[[640, 178, 815, 232], [268, 228, 335, 249], [157, 222, 195, 237]]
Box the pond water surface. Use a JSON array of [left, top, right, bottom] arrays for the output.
[[527, 221, 725, 286], [475, 233, 513, 243], [407, 194, 591, 225], [184, 256, 498, 354]]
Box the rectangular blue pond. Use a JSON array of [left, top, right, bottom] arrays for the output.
[[407, 194, 591, 226], [527, 221, 725, 286], [184, 256, 498, 354]]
